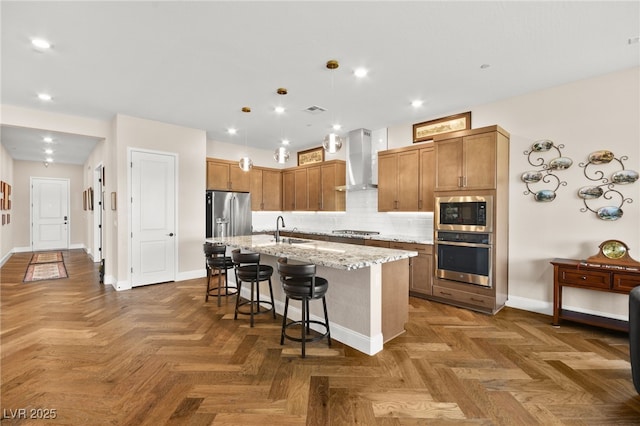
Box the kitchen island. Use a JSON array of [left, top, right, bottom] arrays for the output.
[[206, 234, 418, 355]]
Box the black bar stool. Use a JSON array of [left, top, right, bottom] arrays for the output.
[[231, 249, 276, 327], [276, 257, 331, 357], [203, 242, 237, 306]]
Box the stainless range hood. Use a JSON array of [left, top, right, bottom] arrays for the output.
[[341, 128, 378, 191]]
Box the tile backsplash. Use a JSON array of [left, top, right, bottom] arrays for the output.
[[252, 190, 433, 239]]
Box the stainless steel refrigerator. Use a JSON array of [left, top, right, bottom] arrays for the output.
[[206, 191, 252, 238]]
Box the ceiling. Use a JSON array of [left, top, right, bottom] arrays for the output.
[[1, 1, 638, 165]]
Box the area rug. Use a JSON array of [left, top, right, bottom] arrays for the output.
[[24, 251, 68, 283], [29, 251, 64, 264]]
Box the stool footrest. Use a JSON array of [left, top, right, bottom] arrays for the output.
[[282, 320, 331, 344]]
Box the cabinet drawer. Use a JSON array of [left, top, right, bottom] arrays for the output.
[[613, 273, 640, 293], [389, 242, 431, 254], [432, 285, 494, 308], [558, 268, 610, 289]]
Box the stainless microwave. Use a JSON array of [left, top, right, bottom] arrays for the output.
[[435, 195, 493, 232]]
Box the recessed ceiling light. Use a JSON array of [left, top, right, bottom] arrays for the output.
[[43, 137, 53, 142], [38, 93, 52, 101], [275, 106, 285, 114], [354, 68, 368, 78], [44, 149, 53, 154], [45, 157, 53, 163], [411, 100, 423, 108], [332, 124, 341, 131], [31, 38, 51, 49], [227, 128, 237, 135], [282, 139, 290, 145]]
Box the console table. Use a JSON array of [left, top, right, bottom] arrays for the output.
[[551, 258, 640, 332]]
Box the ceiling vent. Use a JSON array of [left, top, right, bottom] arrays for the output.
[[303, 105, 327, 114]]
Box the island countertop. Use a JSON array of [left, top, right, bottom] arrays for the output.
[[206, 234, 417, 271]]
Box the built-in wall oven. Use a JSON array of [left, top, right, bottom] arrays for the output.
[[435, 195, 493, 232], [435, 231, 492, 287]]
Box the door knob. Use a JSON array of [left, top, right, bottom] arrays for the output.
[[168, 233, 174, 237]]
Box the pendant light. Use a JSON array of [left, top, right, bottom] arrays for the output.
[[322, 59, 343, 154], [273, 87, 291, 164], [238, 106, 253, 172]]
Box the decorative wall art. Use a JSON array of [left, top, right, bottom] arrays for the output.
[[578, 150, 638, 221], [413, 111, 471, 143], [297, 146, 324, 166], [521, 139, 573, 202], [1, 181, 12, 210]]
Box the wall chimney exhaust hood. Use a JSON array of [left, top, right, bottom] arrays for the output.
[[338, 128, 380, 191]]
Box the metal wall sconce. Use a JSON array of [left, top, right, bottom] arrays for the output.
[[521, 139, 573, 202], [578, 150, 638, 220]]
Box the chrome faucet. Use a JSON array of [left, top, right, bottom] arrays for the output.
[[275, 215, 286, 242]]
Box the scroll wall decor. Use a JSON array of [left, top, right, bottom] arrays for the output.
[[578, 150, 638, 221], [521, 139, 573, 202]]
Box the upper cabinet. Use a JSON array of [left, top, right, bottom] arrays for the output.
[[282, 160, 346, 212], [434, 126, 509, 192], [206, 158, 251, 192], [250, 167, 282, 211], [378, 144, 434, 212]]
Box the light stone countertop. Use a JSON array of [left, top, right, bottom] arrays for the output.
[[253, 228, 433, 245], [206, 234, 418, 271]]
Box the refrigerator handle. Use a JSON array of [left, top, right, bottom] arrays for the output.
[[230, 196, 234, 237]]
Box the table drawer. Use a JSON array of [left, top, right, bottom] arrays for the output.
[[613, 273, 640, 292], [432, 285, 494, 308], [558, 268, 610, 289]]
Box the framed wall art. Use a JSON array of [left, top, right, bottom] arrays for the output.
[[413, 111, 471, 143], [297, 146, 324, 166]]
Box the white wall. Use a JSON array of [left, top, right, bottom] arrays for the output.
[[114, 115, 207, 289]]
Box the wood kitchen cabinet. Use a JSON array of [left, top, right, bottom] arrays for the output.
[[206, 158, 251, 192], [378, 144, 434, 212], [434, 126, 509, 191], [282, 160, 346, 212], [390, 242, 433, 298], [378, 149, 419, 211], [250, 167, 282, 211]]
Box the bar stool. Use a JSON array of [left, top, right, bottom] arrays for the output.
[[203, 242, 237, 306], [231, 249, 277, 327], [276, 257, 331, 357]]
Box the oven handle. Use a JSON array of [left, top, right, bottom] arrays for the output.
[[435, 241, 492, 249]]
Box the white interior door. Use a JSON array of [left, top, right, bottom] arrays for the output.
[[31, 177, 70, 251], [130, 150, 176, 287]]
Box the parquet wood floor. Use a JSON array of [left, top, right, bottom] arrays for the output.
[[1, 249, 639, 425]]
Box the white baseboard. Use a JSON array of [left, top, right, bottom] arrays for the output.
[[505, 295, 628, 322], [177, 269, 206, 282]]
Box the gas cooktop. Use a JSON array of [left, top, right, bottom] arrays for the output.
[[332, 230, 380, 236]]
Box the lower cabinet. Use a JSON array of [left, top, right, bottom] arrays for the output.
[[389, 242, 433, 298]]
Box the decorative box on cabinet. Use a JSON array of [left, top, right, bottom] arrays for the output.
[[551, 258, 640, 332], [206, 158, 251, 192]]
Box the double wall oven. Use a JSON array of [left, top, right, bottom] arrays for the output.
[[435, 195, 493, 288]]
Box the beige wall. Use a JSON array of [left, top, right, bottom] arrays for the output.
[[114, 114, 207, 289], [11, 161, 85, 250], [387, 66, 640, 318], [0, 143, 14, 261]]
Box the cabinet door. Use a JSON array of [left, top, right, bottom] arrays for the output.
[[249, 169, 264, 210], [378, 153, 398, 211], [261, 170, 282, 211], [229, 165, 251, 192], [397, 150, 419, 211], [434, 138, 463, 191], [463, 132, 496, 190], [307, 166, 322, 211], [419, 146, 435, 211], [282, 171, 295, 211], [207, 161, 230, 190], [294, 168, 308, 210], [391, 242, 433, 296], [321, 162, 345, 211]]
